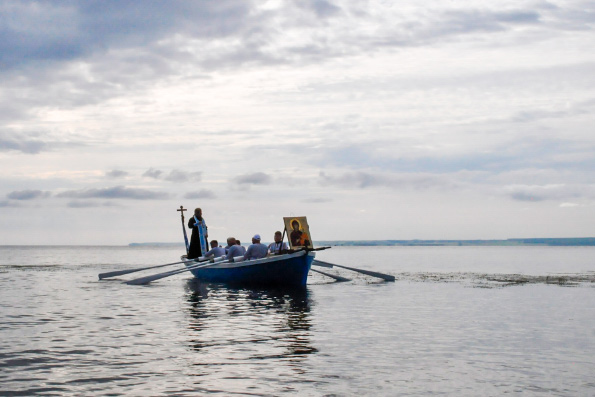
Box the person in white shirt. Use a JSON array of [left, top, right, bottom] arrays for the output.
[[268, 231, 289, 254]]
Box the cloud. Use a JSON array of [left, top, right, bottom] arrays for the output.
[[297, 0, 342, 18], [434, 9, 541, 35], [6, 190, 51, 200], [0, 129, 86, 154], [0, 2, 559, 87], [504, 184, 595, 202], [302, 197, 332, 203], [66, 201, 122, 208], [234, 172, 272, 185], [142, 168, 164, 179], [0, 1, 257, 70], [164, 170, 202, 183], [318, 171, 459, 190], [0, 201, 21, 208], [106, 169, 129, 179], [310, 126, 595, 175], [56, 186, 169, 200], [560, 202, 579, 208], [184, 189, 217, 199], [511, 98, 595, 123], [0, 2, 263, 127], [1, 1, 592, 138], [142, 168, 202, 182], [0, 130, 49, 154]]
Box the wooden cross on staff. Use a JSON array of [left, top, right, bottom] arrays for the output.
[[177, 206, 189, 254], [177, 205, 187, 221]]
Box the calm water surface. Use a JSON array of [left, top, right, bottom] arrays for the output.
[[0, 246, 594, 396]]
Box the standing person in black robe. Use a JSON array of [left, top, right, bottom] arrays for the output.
[[187, 208, 208, 259]]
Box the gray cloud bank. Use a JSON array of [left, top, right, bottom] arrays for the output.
[[0, 1, 255, 70], [505, 184, 595, 202], [56, 186, 169, 200], [7, 189, 51, 200], [235, 172, 272, 185], [184, 189, 217, 199], [0, 130, 84, 154], [143, 168, 202, 183], [106, 170, 129, 179], [2, 1, 590, 70]]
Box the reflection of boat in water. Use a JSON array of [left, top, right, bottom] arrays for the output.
[[182, 250, 315, 287], [183, 281, 316, 360]]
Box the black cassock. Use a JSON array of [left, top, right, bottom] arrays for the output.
[[187, 217, 207, 259]]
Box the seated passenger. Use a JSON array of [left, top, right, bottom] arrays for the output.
[[244, 234, 268, 260], [235, 239, 246, 255], [224, 238, 234, 254], [268, 231, 289, 254], [226, 237, 245, 260], [204, 240, 226, 259]]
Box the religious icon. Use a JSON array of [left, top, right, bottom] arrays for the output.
[[283, 216, 312, 249]]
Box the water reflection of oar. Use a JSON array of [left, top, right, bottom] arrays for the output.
[[311, 268, 351, 282], [312, 260, 395, 281], [125, 258, 229, 285], [98, 258, 207, 280]]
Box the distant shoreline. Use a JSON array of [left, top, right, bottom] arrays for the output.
[[129, 238, 595, 247]]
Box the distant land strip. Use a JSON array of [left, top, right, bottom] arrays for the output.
[[129, 238, 595, 247]]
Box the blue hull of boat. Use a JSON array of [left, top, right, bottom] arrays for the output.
[[186, 251, 314, 287]]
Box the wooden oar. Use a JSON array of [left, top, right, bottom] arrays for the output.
[[98, 258, 207, 280], [312, 259, 395, 281], [311, 268, 351, 282], [125, 258, 228, 285]]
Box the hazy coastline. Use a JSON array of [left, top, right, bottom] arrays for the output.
[[129, 237, 595, 247]]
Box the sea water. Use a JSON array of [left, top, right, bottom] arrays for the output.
[[0, 245, 594, 396]]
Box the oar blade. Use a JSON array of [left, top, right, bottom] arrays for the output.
[[312, 260, 395, 282], [340, 265, 395, 282], [310, 259, 333, 268], [99, 268, 144, 280], [125, 269, 180, 285], [311, 268, 351, 282]]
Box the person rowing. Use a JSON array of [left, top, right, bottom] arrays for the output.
[[244, 234, 268, 260], [235, 239, 246, 255], [225, 237, 244, 260], [204, 240, 225, 259]]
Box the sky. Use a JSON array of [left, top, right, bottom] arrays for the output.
[[1, 0, 594, 245]]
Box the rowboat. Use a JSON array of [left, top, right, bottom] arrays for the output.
[[99, 213, 393, 285], [182, 250, 316, 287]]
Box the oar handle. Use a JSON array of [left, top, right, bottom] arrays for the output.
[[98, 258, 206, 280], [125, 259, 229, 285], [309, 246, 332, 251]]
